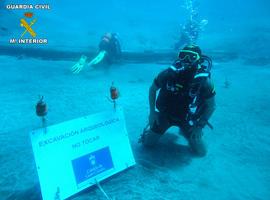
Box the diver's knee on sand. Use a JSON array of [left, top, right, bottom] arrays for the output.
[[141, 129, 162, 147], [188, 138, 207, 157]]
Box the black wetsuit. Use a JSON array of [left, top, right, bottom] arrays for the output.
[[152, 63, 215, 136], [99, 34, 121, 65]]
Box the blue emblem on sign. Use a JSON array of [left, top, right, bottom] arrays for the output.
[[72, 146, 114, 185]]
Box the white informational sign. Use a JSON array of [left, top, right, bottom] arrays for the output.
[[30, 107, 136, 200]]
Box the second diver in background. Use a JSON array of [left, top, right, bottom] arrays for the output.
[[71, 32, 121, 74]]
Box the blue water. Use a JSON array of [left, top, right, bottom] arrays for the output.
[[1, 0, 269, 55], [0, 0, 270, 200]]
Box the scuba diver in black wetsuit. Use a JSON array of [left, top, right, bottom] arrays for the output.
[[71, 33, 121, 74], [139, 45, 216, 157], [98, 33, 121, 65]]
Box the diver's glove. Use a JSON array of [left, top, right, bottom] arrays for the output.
[[71, 55, 88, 74], [138, 123, 150, 143], [148, 111, 159, 127], [189, 122, 204, 141], [186, 112, 206, 139]]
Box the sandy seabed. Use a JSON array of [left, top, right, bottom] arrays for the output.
[[0, 56, 269, 200]]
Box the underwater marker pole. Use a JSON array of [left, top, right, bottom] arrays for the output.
[[36, 95, 48, 134], [95, 179, 115, 200]]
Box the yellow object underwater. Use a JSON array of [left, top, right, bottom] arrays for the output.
[[20, 18, 37, 38]]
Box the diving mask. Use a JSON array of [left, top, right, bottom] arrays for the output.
[[179, 50, 200, 63]]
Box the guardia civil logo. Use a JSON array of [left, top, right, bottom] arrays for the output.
[[7, 4, 50, 45]]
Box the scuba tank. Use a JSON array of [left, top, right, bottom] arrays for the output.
[[199, 55, 212, 72]]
